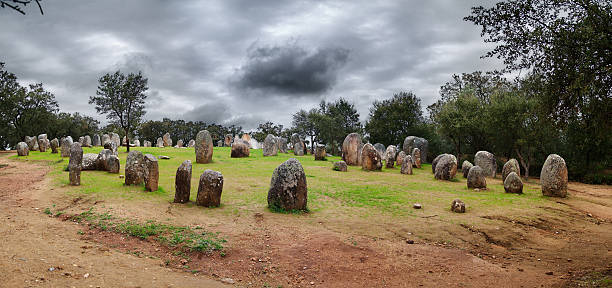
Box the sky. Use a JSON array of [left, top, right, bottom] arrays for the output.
[[0, 0, 503, 130]]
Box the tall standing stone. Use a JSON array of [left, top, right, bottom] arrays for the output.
[[16, 142, 29, 156], [373, 143, 386, 160], [403, 136, 429, 163], [163, 132, 173, 147], [401, 155, 413, 175], [263, 134, 278, 156], [385, 145, 398, 165], [434, 154, 457, 180], [61, 137, 73, 157], [224, 134, 233, 147], [293, 140, 305, 156], [50, 138, 58, 153], [188, 139, 195, 147], [174, 160, 192, 203], [110, 133, 121, 148], [25, 136, 37, 151], [93, 134, 101, 146], [432, 154, 447, 174], [411, 148, 421, 168], [504, 172, 523, 194], [125, 150, 145, 185], [107, 155, 120, 174], [176, 139, 184, 148], [143, 154, 159, 192], [314, 144, 326, 161], [541, 154, 568, 197], [69, 143, 83, 186], [502, 159, 520, 182], [342, 133, 363, 166], [37, 134, 48, 152], [461, 161, 473, 178], [396, 151, 406, 166], [474, 151, 497, 178], [361, 143, 382, 171], [156, 137, 164, 148], [467, 166, 487, 189], [195, 130, 213, 164], [277, 137, 288, 153], [84, 135, 92, 147], [196, 170, 224, 207], [101, 134, 110, 146], [267, 158, 307, 211]]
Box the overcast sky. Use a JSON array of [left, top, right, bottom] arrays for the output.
[[0, 0, 502, 130]]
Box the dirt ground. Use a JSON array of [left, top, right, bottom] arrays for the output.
[[0, 153, 611, 287]]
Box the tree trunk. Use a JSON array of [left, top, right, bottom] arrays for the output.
[[515, 148, 529, 181], [125, 128, 130, 152]]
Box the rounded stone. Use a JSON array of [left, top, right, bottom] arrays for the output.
[[333, 161, 347, 172], [474, 151, 497, 178], [451, 199, 466, 213], [231, 140, 250, 158], [263, 134, 278, 157], [403, 136, 429, 163], [341, 133, 363, 166], [434, 154, 457, 180], [69, 143, 83, 186], [107, 155, 120, 174], [361, 143, 382, 171], [396, 151, 406, 166], [467, 166, 487, 189], [373, 143, 386, 160], [196, 169, 224, 207], [540, 154, 568, 197], [504, 172, 523, 194], [461, 161, 473, 178], [82, 153, 99, 170], [314, 144, 326, 161], [163, 132, 173, 147], [195, 130, 214, 164], [16, 142, 29, 156], [174, 160, 192, 203], [401, 155, 413, 175], [267, 158, 307, 211], [50, 138, 59, 153], [502, 159, 520, 182]]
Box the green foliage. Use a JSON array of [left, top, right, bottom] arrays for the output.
[[365, 91, 426, 146], [252, 121, 284, 143], [138, 118, 242, 146]]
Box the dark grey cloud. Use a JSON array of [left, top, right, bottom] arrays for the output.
[[0, 0, 504, 130], [236, 43, 349, 95]]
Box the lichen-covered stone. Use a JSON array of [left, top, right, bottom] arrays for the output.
[[84, 135, 92, 147], [156, 137, 164, 148], [174, 160, 192, 203], [333, 161, 347, 172], [434, 154, 457, 180], [101, 134, 110, 146], [195, 130, 214, 164], [25, 136, 38, 151], [110, 133, 120, 148], [373, 143, 386, 160], [267, 158, 307, 211], [96, 149, 113, 171], [107, 155, 120, 174], [176, 139, 183, 148], [451, 199, 466, 213], [69, 143, 83, 186], [50, 138, 59, 153], [37, 134, 47, 152], [163, 132, 173, 147], [401, 155, 413, 175], [61, 137, 73, 158], [504, 172, 523, 194], [342, 133, 363, 166], [474, 151, 497, 178], [502, 159, 520, 182], [16, 142, 29, 156], [263, 134, 278, 157], [231, 140, 250, 158], [125, 150, 145, 185], [93, 134, 101, 146], [396, 151, 406, 166], [82, 153, 98, 170], [293, 140, 305, 156], [403, 136, 429, 163], [541, 154, 568, 197], [103, 141, 118, 156], [224, 134, 233, 147], [314, 144, 326, 161], [411, 148, 421, 168], [196, 170, 224, 207], [276, 137, 288, 153], [461, 160, 473, 178], [143, 154, 159, 192], [385, 145, 398, 164], [431, 154, 447, 174], [467, 166, 487, 189], [361, 143, 382, 171]]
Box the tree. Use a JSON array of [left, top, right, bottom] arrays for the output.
[[252, 121, 283, 143], [365, 91, 425, 146], [291, 108, 319, 151], [89, 70, 148, 152], [1, 0, 43, 15]]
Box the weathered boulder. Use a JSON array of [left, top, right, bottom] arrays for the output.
[[467, 166, 487, 189], [101, 134, 111, 146], [61, 137, 74, 157], [216, 140, 223, 147], [431, 154, 448, 174], [504, 172, 523, 194], [434, 154, 457, 180], [82, 153, 98, 170], [143, 154, 159, 192], [314, 144, 326, 161], [224, 134, 233, 147], [196, 169, 224, 207], [103, 141, 118, 156], [195, 130, 214, 164], [156, 137, 164, 147], [263, 134, 278, 157], [93, 134, 101, 146], [125, 150, 145, 185], [373, 143, 386, 160], [396, 151, 406, 166], [293, 140, 305, 156], [403, 136, 429, 163], [16, 142, 29, 156], [502, 159, 520, 182], [411, 148, 421, 168], [96, 149, 113, 171], [174, 160, 192, 203], [107, 155, 120, 173], [342, 133, 363, 166], [38, 134, 48, 152], [69, 143, 83, 186], [361, 143, 382, 171], [25, 136, 38, 151], [541, 154, 568, 197], [188, 139, 195, 147], [50, 138, 59, 153], [176, 139, 183, 148], [277, 137, 288, 153], [144, 140, 152, 147], [110, 133, 120, 148], [333, 161, 347, 172], [461, 161, 473, 178], [163, 133, 172, 147], [267, 158, 307, 211], [385, 145, 398, 164], [474, 151, 497, 178], [241, 133, 251, 143], [84, 135, 92, 147], [231, 140, 250, 158], [451, 199, 466, 213], [401, 155, 413, 175]]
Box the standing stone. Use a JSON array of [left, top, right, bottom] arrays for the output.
[[133, 139, 141, 147], [474, 151, 497, 178], [314, 144, 326, 161], [293, 140, 305, 156], [396, 151, 406, 166], [25, 136, 37, 151], [461, 161, 473, 178], [401, 155, 413, 175], [434, 154, 458, 180], [373, 143, 386, 160], [385, 145, 398, 164], [216, 140, 223, 147], [195, 130, 214, 164], [78, 136, 85, 147], [37, 134, 48, 152], [451, 199, 466, 213], [84, 135, 92, 147], [356, 143, 364, 166], [541, 154, 568, 197], [69, 143, 83, 186], [163, 133, 172, 147], [107, 155, 120, 174], [176, 140, 183, 148], [16, 142, 29, 156], [174, 160, 192, 203], [144, 140, 152, 147], [125, 150, 145, 185], [104, 141, 118, 156], [110, 133, 120, 148], [504, 172, 523, 194], [61, 137, 74, 157], [467, 166, 487, 189], [502, 159, 520, 182], [156, 137, 164, 148], [101, 134, 110, 146], [188, 139, 195, 147], [224, 134, 233, 147], [263, 134, 278, 156], [403, 136, 429, 163], [342, 133, 363, 166], [196, 170, 224, 207], [82, 153, 98, 170], [361, 143, 382, 171], [93, 134, 101, 146], [333, 161, 348, 172], [267, 158, 307, 211], [96, 149, 113, 171], [143, 154, 159, 192], [432, 154, 448, 174], [277, 137, 288, 153], [241, 133, 251, 144], [231, 140, 250, 158], [411, 148, 421, 168]]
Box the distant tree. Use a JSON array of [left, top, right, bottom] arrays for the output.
[[365, 91, 425, 146], [50, 112, 100, 141], [252, 121, 283, 143], [291, 108, 319, 150], [89, 70, 148, 152], [1, 0, 43, 15]]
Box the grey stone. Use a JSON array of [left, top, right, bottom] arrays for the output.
[[434, 154, 457, 180], [174, 160, 192, 203], [541, 154, 568, 197], [403, 136, 428, 163], [432, 154, 448, 174], [401, 155, 413, 175], [267, 158, 307, 211], [276, 137, 288, 153], [61, 137, 73, 157], [25, 136, 37, 151], [333, 161, 347, 172], [373, 143, 386, 160], [38, 134, 48, 152], [156, 137, 164, 148], [96, 149, 113, 171], [125, 150, 145, 185], [110, 133, 120, 148], [196, 169, 224, 207], [411, 148, 421, 168], [103, 141, 118, 156], [93, 134, 101, 146], [101, 134, 110, 146], [16, 142, 29, 156], [502, 159, 520, 182], [69, 143, 83, 186], [188, 139, 195, 147], [504, 172, 523, 194], [461, 161, 473, 178], [133, 139, 140, 147], [195, 130, 214, 164], [361, 143, 382, 171], [84, 135, 92, 147], [107, 155, 120, 173], [82, 153, 98, 170], [176, 139, 183, 148], [50, 138, 59, 153], [474, 151, 497, 178], [314, 144, 326, 161], [263, 134, 278, 157], [143, 154, 159, 192], [451, 199, 466, 213], [467, 166, 487, 189]]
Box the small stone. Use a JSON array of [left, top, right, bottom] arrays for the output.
[[83, 273, 89, 278], [119, 175, 124, 179], [413, 203, 422, 209], [158, 155, 170, 159], [406, 240, 414, 244], [545, 271, 553, 275], [220, 278, 235, 284]]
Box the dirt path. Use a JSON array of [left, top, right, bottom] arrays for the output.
[[1, 153, 611, 287]]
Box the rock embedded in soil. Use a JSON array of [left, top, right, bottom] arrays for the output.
[[342, 133, 363, 166], [504, 172, 523, 194], [196, 169, 224, 207], [195, 130, 214, 164], [451, 199, 466, 213], [16, 142, 29, 156], [540, 154, 568, 197], [434, 154, 457, 180], [467, 166, 487, 189], [69, 143, 83, 186], [333, 161, 348, 172], [143, 154, 159, 192], [461, 160, 473, 178], [401, 155, 413, 175], [502, 159, 520, 182], [413, 203, 422, 209], [361, 143, 382, 171], [268, 158, 308, 211], [231, 140, 250, 158], [474, 151, 497, 178], [81, 153, 98, 170], [125, 150, 145, 185], [174, 160, 192, 203]]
